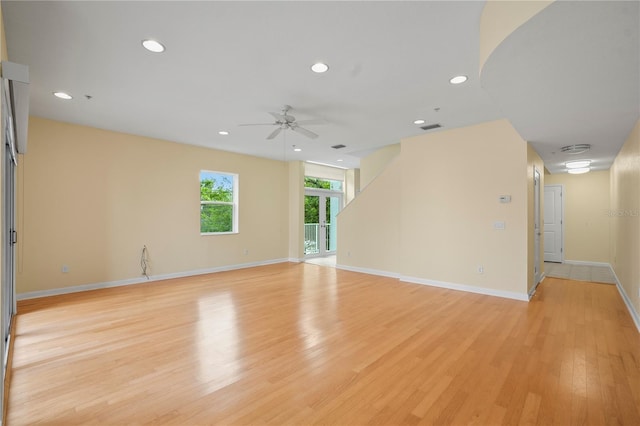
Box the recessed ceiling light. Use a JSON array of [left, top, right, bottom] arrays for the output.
[[568, 167, 590, 174], [142, 39, 165, 53], [293, 147, 302, 152], [53, 92, 72, 100], [566, 160, 591, 169], [337, 159, 343, 162], [449, 75, 468, 84], [311, 62, 329, 73], [413, 119, 426, 125], [218, 131, 229, 136]]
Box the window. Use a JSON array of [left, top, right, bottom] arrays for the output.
[[200, 171, 238, 234], [304, 177, 343, 191]]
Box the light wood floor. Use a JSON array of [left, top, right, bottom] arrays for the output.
[[7, 263, 640, 425]]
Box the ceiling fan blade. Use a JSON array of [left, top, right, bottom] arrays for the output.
[[268, 112, 285, 121], [238, 123, 276, 126], [295, 119, 328, 126], [266, 127, 282, 140], [291, 125, 319, 139]]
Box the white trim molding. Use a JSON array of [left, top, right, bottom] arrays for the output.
[[610, 267, 640, 333], [563, 260, 611, 268], [17, 258, 290, 301], [528, 273, 546, 299], [400, 276, 529, 302], [335, 264, 401, 279]]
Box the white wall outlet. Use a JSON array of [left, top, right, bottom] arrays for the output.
[[243, 248, 249, 255], [62, 265, 69, 273], [477, 265, 484, 274], [347, 251, 351, 257], [494, 221, 506, 230]]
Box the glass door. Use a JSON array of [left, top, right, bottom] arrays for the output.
[[304, 193, 341, 257], [1, 78, 17, 412]]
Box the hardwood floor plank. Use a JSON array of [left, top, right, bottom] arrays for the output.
[[6, 265, 640, 425]]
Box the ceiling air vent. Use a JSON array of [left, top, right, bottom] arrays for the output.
[[331, 144, 346, 149], [420, 123, 442, 131], [560, 144, 590, 154]]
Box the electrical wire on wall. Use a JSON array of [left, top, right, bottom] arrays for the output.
[[140, 245, 150, 279]]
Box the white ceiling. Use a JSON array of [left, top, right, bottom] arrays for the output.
[[481, 0, 639, 173], [2, 1, 638, 173]]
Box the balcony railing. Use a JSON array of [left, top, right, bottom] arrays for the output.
[[304, 223, 334, 255]]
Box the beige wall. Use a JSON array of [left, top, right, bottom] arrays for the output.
[[527, 143, 544, 292], [339, 119, 531, 299], [360, 143, 400, 189], [610, 118, 640, 318], [545, 170, 610, 263], [17, 117, 290, 295], [401, 120, 528, 296], [337, 157, 400, 275], [288, 161, 304, 261], [345, 168, 360, 205]]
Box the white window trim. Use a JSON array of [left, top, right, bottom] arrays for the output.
[[200, 170, 239, 235]]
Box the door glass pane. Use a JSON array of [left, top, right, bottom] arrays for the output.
[[326, 196, 340, 252], [304, 195, 320, 255]]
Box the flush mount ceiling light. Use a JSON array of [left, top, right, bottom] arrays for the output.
[[142, 39, 165, 53], [413, 119, 426, 125], [568, 167, 590, 174], [293, 146, 302, 152], [337, 159, 343, 162], [311, 62, 329, 73], [449, 75, 468, 84], [560, 144, 591, 154], [218, 131, 229, 136], [566, 160, 591, 169], [53, 91, 72, 100]]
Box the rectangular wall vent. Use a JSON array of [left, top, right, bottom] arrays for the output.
[[420, 123, 442, 131], [331, 144, 346, 149]]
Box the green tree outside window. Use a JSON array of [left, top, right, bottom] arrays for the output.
[[200, 171, 236, 233]]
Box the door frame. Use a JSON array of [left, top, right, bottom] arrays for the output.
[[1, 76, 18, 423], [533, 168, 541, 285], [304, 188, 342, 258]]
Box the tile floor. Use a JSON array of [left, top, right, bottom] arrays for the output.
[[544, 262, 616, 284]]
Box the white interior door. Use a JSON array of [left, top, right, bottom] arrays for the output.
[[544, 185, 563, 262]]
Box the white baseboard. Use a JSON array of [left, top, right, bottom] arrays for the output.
[[288, 257, 304, 263], [610, 267, 640, 333], [563, 260, 611, 267], [336, 265, 528, 301], [335, 264, 401, 279], [17, 258, 290, 301], [399, 275, 529, 302], [528, 273, 546, 299]]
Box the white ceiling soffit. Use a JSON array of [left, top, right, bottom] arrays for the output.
[[1, 1, 505, 170], [481, 1, 640, 174]]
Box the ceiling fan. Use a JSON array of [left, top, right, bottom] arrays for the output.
[[239, 105, 322, 140]]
